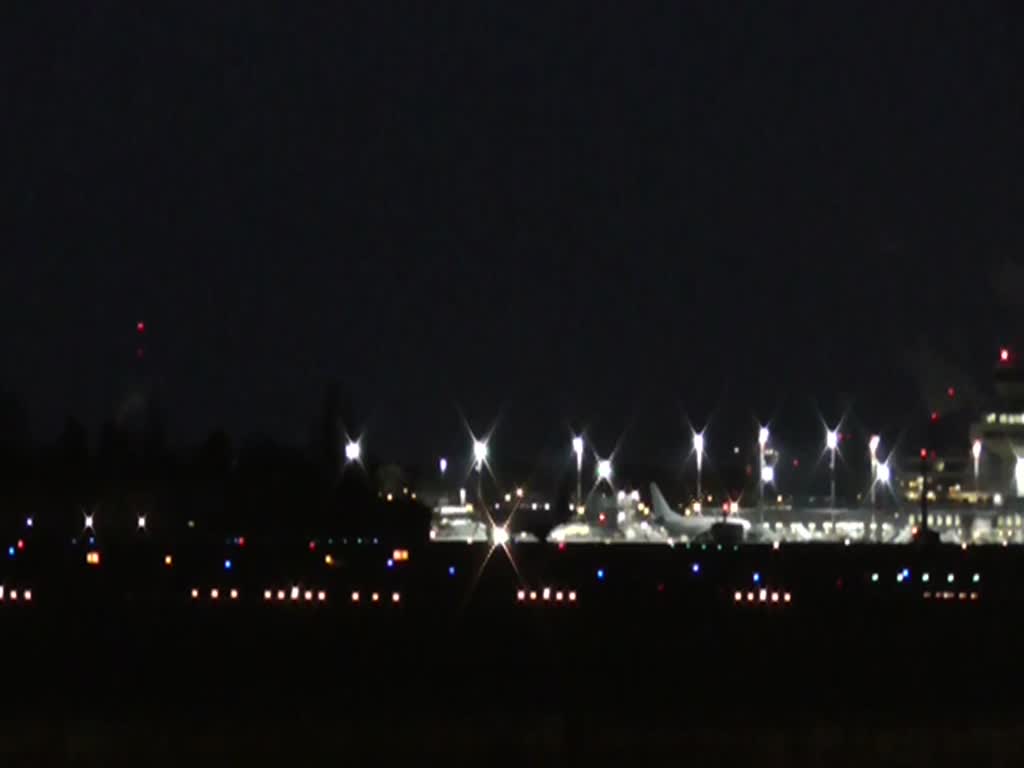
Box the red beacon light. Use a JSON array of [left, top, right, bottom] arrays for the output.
[[1000, 348, 1011, 364], [136, 321, 145, 334], [920, 448, 928, 460]]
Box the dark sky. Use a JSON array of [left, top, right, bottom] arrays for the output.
[[2, 4, 1023, 465]]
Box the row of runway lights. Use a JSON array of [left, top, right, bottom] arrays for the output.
[[735, 589, 792, 604], [924, 592, 980, 601], [189, 587, 402, 604], [517, 588, 577, 603], [871, 570, 981, 585], [0, 586, 32, 603]]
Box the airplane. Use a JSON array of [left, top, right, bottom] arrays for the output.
[[649, 483, 750, 542]]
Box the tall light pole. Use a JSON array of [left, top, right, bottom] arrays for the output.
[[826, 429, 838, 510], [868, 435, 880, 506], [693, 432, 705, 502], [972, 440, 982, 492], [758, 426, 769, 512], [473, 439, 488, 506], [572, 436, 584, 509]]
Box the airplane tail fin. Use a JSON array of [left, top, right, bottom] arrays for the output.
[[649, 483, 674, 522]]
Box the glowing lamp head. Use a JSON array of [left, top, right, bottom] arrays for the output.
[[972, 440, 982, 460], [137, 515, 146, 530], [597, 459, 612, 482], [473, 439, 488, 466], [491, 526, 510, 547], [760, 465, 775, 484], [826, 430, 838, 451], [1001, 347, 1011, 363], [876, 463, 891, 485], [572, 436, 584, 458], [344, 441, 361, 462], [869, 435, 880, 456], [758, 427, 769, 448], [439, 457, 448, 475], [693, 432, 704, 455], [83, 514, 94, 530]]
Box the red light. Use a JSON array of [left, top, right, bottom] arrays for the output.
[[308, 540, 316, 552], [136, 321, 145, 334], [930, 411, 939, 422], [947, 387, 955, 399], [237, 536, 245, 548], [16, 539, 24, 551], [1001, 348, 1010, 363], [558, 542, 566, 551], [792, 458, 800, 468], [598, 512, 606, 524], [920, 448, 928, 460]]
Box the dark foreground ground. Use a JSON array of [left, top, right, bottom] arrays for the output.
[[2, 541, 1023, 765]]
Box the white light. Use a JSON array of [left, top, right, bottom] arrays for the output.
[[459, 488, 466, 505], [693, 432, 704, 455], [1016, 457, 1024, 497], [264, 590, 272, 601], [351, 591, 360, 602], [137, 515, 147, 530], [230, 589, 238, 600], [760, 465, 775, 484], [572, 436, 584, 458], [304, 590, 313, 602], [869, 435, 880, 456], [277, 590, 286, 601], [191, 588, 199, 599], [491, 526, 510, 546], [517, 589, 525, 601], [597, 459, 612, 481], [758, 427, 769, 447], [568, 591, 576, 602], [84, 514, 94, 530], [473, 440, 488, 466], [439, 457, 448, 475], [25, 517, 33, 528], [972, 440, 982, 460], [318, 590, 327, 602], [826, 430, 838, 451], [392, 592, 400, 603], [345, 441, 361, 462], [291, 586, 300, 601], [210, 588, 219, 600], [876, 463, 891, 485], [543, 587, 551, 601]]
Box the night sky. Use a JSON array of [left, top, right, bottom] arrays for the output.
[[3, 4, 1022, 465]]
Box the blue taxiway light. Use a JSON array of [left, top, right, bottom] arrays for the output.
[[596, 568, 605, 581], [224, 559, 233, 571], [448, 566, 456, 577]]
